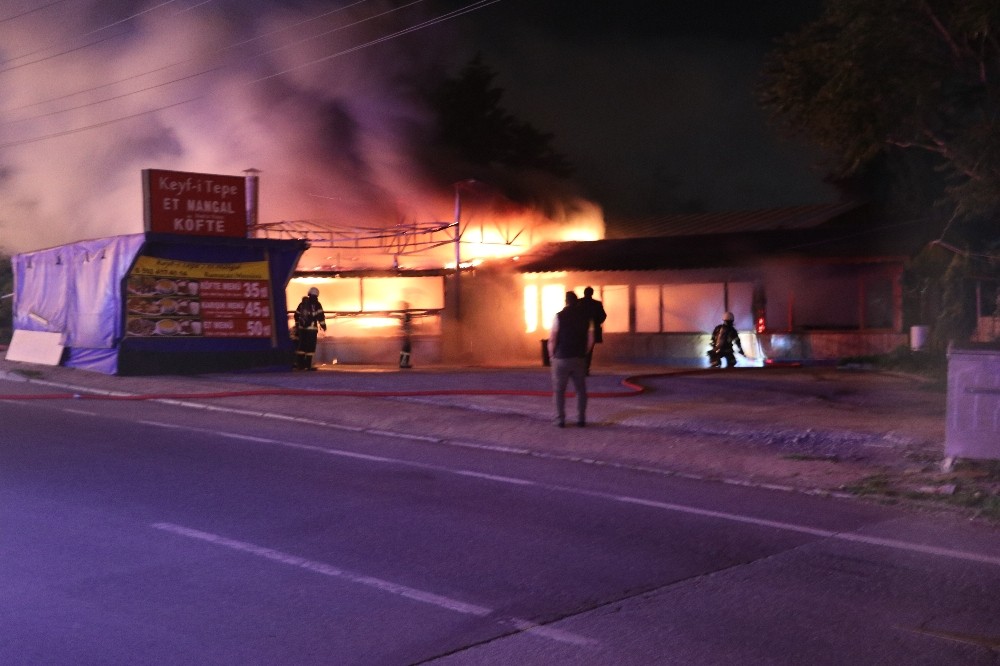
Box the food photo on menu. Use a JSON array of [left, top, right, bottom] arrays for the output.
[[125, 275, 204, 337], [126, 316, 203, 337], [124, 269, 272, 339], [126, 275, 201, 297]]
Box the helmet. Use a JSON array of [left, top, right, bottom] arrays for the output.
[[723, 311, 734, 322], [308, 287, 320, 297]]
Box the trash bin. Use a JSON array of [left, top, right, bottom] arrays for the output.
[[910, 325, 930, 351], [541, 339, 550, 367], [946, 343, 1000, 462]]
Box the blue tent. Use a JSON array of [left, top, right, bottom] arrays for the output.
[[12, 233, 306, 375]]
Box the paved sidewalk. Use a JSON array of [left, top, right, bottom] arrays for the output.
[[2, 358, 998, 523]]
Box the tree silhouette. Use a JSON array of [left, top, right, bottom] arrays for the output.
[[430, 55, 573, 178], [758, 0, 1000, 247], [759, 1, 1000, 348]]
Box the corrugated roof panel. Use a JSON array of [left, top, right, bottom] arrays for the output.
[[515, 223, 919, 274], [605, 202, 862, 239]]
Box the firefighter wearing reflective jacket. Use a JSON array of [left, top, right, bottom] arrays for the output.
[[708, 311, 744, 369], [294, 287, 327, 370]]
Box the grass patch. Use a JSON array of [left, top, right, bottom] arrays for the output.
[[915, 488, 1000, 522], [839, 346, 947, 386], [966, 495, 1000, 521], [842, 474, 895, 496], [953, 458, 1000, 477], [844, 466, 1000, 522]]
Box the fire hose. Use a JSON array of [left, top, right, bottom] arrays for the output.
[[0, 375, 659, 402]]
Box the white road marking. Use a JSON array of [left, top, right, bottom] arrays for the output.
[[60, 408, 1000, 569], [532, 489, 1000, 568], [151, 522, 597, 647], [505, 618, 597, 647], [454, 470, 538, 485], [835, 532, 1000, 567], [151, 522, 490, 616]]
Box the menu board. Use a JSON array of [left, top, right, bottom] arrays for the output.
[[125, 256, 274, 339]]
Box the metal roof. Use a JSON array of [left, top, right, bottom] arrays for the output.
[[604, 202, 864, 238], [516, 209, 925, 273]]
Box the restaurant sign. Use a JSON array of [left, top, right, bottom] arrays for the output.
[[143, 169, 247, 238], [125, 256, 274, 339]]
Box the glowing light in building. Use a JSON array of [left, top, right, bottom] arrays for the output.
[[523, 285, 538, 333], [524, 284, 566, 333], [522, 273, 571, 333], [558, 226, 602, 242], [443, 258, 485, 270], [540, 284, 566, 331], [285, 276, 444, 342], [286, 197, 607, 343], [352, 317, 400, 329], [286, 276, 443, 316]]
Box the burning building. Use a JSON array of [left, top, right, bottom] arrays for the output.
[[269, 200, 920, 368], [7, 163, 924, 373], [510, 202, 913, 367], [257, 181, 606, 366]]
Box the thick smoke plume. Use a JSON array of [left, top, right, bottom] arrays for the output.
[[0, 0, 601, 261]]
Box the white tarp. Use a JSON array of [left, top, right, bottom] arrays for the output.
[[12, 235, 146, 372]]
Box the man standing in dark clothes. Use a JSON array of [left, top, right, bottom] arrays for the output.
[[580, 286, 607, 375], [294, 287, 327, 370], [547, 291, 594, 427]]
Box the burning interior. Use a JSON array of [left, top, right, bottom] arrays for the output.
[[260, 193, 911, 369], [260, 189, 607, 365]]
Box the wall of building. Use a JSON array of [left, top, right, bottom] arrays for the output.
[[293, 259, 909, 367], [467, 262, 908, 366], [759, 331, 907, 362], [760, 262, 902, 332], [597, 331, 762, 367]]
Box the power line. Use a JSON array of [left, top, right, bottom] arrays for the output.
[[0, 0, 420, 128], [1, 0, 378, 117], [4, 58, 198, 115], [175, 0, 217, 14], [1, 0, 178, 70], [251, 0, 427, 62], [0, 0, 71, 24], [0, 98, 199, 149], [0, 66, 226, 127], [1, 31, 125, 74], [250, 0, 499, 85], [0, 0, 502, 150]]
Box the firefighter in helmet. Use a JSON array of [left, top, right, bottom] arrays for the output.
[[294, 287, 327, 370], [708, 311, 745, 369]]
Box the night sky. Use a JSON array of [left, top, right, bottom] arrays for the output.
[[0, 0, 835, 254], [464, 0, 835, 221]]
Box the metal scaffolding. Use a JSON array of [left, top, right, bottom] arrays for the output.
[[251, 219, 459, 257]]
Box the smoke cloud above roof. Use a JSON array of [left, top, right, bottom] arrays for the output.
[[0, 0, 600, 257]]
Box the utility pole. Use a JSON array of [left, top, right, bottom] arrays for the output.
[[453, 186, 462, 321], [243, 168, 260, 237]]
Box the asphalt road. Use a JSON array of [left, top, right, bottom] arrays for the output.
[[2, 377, 999, 664]]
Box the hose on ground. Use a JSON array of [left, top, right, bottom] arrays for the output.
[[0, 375, 662, 401]]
